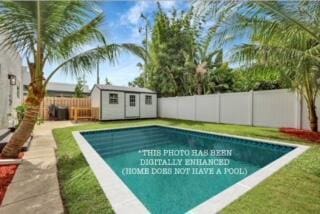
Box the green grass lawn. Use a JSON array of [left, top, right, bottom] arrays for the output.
[[53, 119, 320, 214]]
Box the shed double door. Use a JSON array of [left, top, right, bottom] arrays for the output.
[[125, 93, 140, 118]]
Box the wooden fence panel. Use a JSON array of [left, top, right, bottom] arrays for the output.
[[39, 97, 91, 120]]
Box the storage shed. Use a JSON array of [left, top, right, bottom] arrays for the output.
[[91, 85, 157, 120]]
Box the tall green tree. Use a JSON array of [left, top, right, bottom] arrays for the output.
[[128, 75, 145, 88], [205, 61, 235, 93], [232, 67, 289, 92], [128, 62, 146, 87], [74, 77, 86, 98], [146, 5, 198, 96], [199, 0, 320, 131], [131, 5, 234, 96], [0, 1, 142, 158], [105, 77, 112, 85]]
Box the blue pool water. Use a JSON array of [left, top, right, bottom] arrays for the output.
[[82, 126, 294, 214]]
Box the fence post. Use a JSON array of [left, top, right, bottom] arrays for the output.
[[157, 98, 160, 118], [194, 95, 197, 121], [218, 93, 221, 123], [295, 90, 302, 129], [176, 96, 179, 119], [249, 90, 254, 126], [74, 108, 78, 123]]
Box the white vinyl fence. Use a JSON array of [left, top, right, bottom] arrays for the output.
[[158, 89, 320, 130]]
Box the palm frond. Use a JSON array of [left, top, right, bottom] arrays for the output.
[[45, 44, 120, 85], [0, 1, 36, 55], [121, 43, 149, 62], [49, 12, 106, 61], [256, 1, 320, 42]]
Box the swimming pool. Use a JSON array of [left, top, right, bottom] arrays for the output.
[[74, 125, 308, 213]]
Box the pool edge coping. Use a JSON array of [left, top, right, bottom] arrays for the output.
[[73, 124, 309, 214], [188, 142, 308, 213], [73, 131, 150, 214]]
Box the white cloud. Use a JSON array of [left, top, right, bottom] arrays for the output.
[[119, 1, 181, 44], [120, 1, 179, 26], [120, 1, 152, 25], [128, 27, 143, 43], [159, 0, 176, 10]]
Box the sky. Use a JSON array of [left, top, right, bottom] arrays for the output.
[[45, 0, 191, 89]]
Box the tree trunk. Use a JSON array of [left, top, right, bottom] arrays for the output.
[[197, 82, 202, 95], [1, 68, 44, 158], [1, 102, 40, 158], [196, 73, 203, 95], [195, 63, 207, 95], [308, 101, 318, 132]]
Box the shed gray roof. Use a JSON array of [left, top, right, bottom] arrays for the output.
[[47, 82, 90, 93], [94, 84, 156, 93], [23, 70, 89, 93]]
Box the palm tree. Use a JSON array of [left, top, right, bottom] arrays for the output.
[[193, 28, 223, 95], [198, 0, 320, 131], [0, 1, 142, 158]]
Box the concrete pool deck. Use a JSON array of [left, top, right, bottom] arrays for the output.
[[74, 124, 309, 214], [0, 121, 77, 214]]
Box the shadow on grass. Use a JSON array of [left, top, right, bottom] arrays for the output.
[[53, 128, 114, 214]]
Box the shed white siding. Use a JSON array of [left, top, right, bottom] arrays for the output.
[[140, 93, 157, 118], [92, 85, 157, 120], [101, 91, 125, 120], [91, 86, 100, 108], [125, 93, 140, 118]]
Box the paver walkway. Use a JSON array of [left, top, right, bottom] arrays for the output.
[[0, 121, 76, 214]]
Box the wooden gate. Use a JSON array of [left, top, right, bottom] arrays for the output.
[[39, 97, 93, 120]]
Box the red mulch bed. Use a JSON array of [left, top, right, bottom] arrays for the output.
[[0, 164, 18, 204], [0, 153, 23, 205], [280, 128, 320, 143]]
